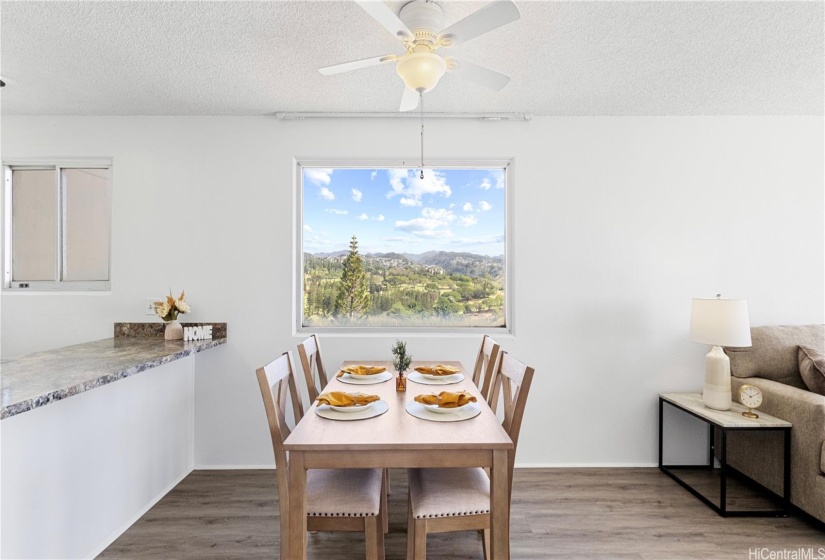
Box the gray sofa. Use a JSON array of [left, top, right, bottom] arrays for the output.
[[724, 324, 825, 523]]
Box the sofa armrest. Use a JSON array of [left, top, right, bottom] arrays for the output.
[[730, 377, 825, 522]]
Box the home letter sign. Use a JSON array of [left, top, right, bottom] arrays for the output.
[[184, 325, 213, 341]]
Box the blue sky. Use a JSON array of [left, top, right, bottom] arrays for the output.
[[302, 168, 505, 256]]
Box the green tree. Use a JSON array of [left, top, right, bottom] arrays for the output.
[[335, 235, 370, 319]]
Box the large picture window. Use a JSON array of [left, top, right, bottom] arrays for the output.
[[298, 162, 510, 331]]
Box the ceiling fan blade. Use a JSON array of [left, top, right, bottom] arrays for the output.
[[446, 58, 510, 91], [437, 0, 520, 46], [354, 0, 413, 41], [319, 54, 397, 76], [400, 87, 419, 112]]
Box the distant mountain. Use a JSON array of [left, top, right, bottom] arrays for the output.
[[413, 251, 504, 278], [366, 252, 413, 262], [307, 250, 503, 279], [310, 250, 348, 258]]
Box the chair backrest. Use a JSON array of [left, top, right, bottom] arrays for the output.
[[488, 351, 535, 498], [297, 334, 329, 401], [471, 335, 501, 403], [256, 352, 305, 560], [256, 352, 305, 492]]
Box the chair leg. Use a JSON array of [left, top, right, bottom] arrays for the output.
[[365, 515, 384, 560], [406, 499, 415, 560], [381, 473, 389, 534], [482, 528, 491, 560], [413, 518, 427, 560]]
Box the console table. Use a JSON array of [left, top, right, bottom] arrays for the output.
[[658, 392, 791, 517]]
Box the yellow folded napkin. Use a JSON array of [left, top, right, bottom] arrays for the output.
[[414, 391, 477, 408], [414, 364, 461, 376], [337, 365, 387, 378], [316, 391, 380, 407]]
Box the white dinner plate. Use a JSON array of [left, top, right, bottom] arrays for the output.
[[405, 401, 481, 422], [330, 401, 374, 413], [422, 402, 472, 414], [337, 371, 393, 385], [419, 372, 462, 381], [315, 399, 389, 421], [407, 371, 465, 386]]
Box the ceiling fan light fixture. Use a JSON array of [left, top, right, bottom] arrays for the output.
[[396, 52, 446, 93]]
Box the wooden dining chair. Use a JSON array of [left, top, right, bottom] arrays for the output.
[[256, 352, 386, 560], [471, 335, 501, 404], [297, 334, 329, 401], [405, 351, 535, 560], [297, 335, 392, 512]]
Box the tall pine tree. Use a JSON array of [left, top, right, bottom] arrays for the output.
[[335, 235, 370, 319]]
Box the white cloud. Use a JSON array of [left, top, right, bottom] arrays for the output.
[[374, 214, 385, 221], [370, 171, 378, 180], [326, 208, 348, 215], [382, 236, 418, 243], [421, 207, 456, 222], [386, 169, 452, 205], [305, 168, 333, 186], [449, 203, 455, 208], [358, 213, 369, 220], [319, 187, 335, 201], [399, 197, 421, 207], [393, 220, 453, 238], [462, 202, 474, 212], [352, 188, 363, 202], [494, 170, 505, 189], [395, 218, 445, 232], [460, 215, 478, 227], [479, 178, 492, 190], [478, 200, 492, 212], [394, 206, 458, 238], [303, 224, 313, 233]]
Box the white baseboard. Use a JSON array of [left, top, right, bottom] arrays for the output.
[[192, 463, 658, 470], [85, 466, 193, 560], [515, 462, 658, 468], [194, 464, 276, 470]]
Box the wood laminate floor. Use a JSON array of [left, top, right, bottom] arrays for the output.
[[99, 468, 824, 560]]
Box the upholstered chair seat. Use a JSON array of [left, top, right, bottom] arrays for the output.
[[307, 468, 384, 517], [408, 468, 490, 519]]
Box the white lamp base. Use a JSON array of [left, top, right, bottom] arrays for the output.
[[702, 345, 732, 411]]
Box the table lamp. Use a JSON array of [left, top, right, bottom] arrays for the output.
[[690, 295, 752, 410]]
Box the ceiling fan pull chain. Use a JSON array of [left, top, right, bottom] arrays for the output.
[[420, 92, 425, 179]]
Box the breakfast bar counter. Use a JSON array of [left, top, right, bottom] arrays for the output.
[[1, 335, 225, 419], [1, 323, 227, 560]]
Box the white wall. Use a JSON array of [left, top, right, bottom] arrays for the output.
[[1, 115, 822, 468]]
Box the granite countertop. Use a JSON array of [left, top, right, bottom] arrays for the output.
[[1, 336, 225, 419]]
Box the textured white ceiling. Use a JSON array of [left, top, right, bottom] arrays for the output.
[[0, 1, 822, 116]]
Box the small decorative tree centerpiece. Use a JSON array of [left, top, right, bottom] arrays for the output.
[[153, 290, 191, 340], [391, 339, 412, 392]]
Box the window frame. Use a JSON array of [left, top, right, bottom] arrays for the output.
[[3, 158, 113, 292], [293, 157, 515, 336]]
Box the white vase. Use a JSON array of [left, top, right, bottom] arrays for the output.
[[165, 320, 183, 340]]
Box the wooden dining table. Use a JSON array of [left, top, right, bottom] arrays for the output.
[[283, 359, 514, 559]]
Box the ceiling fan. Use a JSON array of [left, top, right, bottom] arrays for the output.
[[319, 0, 521, 111]]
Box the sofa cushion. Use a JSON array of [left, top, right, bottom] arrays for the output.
[[799, 346, 825, 396], [726, 325, 825, 388]]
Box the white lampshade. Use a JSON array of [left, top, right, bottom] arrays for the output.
[[690, 297, 752, 347], [396, 52, 446, 93]]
